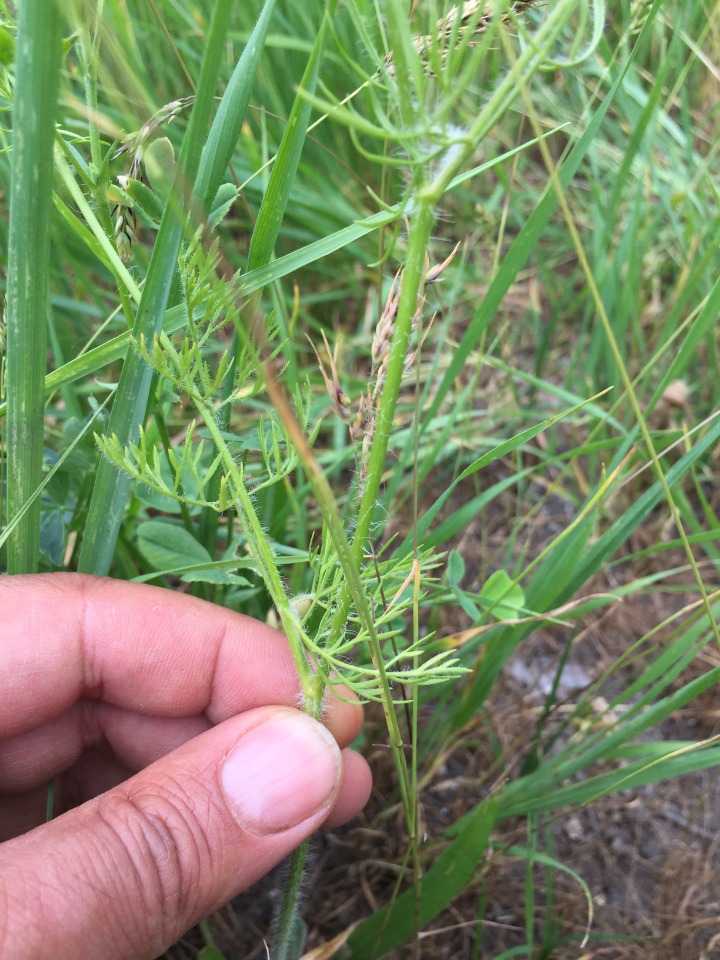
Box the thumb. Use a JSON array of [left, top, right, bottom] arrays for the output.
[[0, 707, 343, 960]]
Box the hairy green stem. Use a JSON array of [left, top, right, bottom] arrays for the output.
[[271, 841, 309, 960], [326, 201, 435, 649], [191, 392, 322, 711], [326, 0, 583, 632], [257, 362, 414, 822]]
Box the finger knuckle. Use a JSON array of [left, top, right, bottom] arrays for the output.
[[95, 780, 215, 947]]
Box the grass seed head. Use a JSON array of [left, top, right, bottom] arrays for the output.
[[385, 0, 542, 76], [113, 201, 136, 263]]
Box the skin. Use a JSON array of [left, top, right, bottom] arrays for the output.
[[0, 574, 372, 960]]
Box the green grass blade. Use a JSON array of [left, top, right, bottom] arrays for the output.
[[4, 0, 63, 573], [247, 10, 328, 274], [418, 5, 660, 436], [78, 0, 234, 575], [0, 132, 559, 423], [194, 0, 279, 212], [521, 744, 720, 814], [396, 392, 612, 555], [446, 418, 720, 732], [346, 796, 499, 959], [603, 24, 679, 227], [199, 2, 328, 552], [557, 419, 720, 602], [647, 270, 720, 411]]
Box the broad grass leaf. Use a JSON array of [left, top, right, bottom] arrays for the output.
[[136, 520, 252, 585], [480, 569, 525, 620], [138, 520, 212, 571], [447, 549, 465, 586], [346, 796, 499, 959]]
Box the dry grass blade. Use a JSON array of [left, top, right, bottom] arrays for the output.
[[298, 923, 359, 960]]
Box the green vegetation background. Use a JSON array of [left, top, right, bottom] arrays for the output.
[[1, 0, 719, 955]]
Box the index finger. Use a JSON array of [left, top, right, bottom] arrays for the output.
[[0, 574, 354, 740]]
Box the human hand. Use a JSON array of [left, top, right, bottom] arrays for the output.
[[0, 574, 372, 960]]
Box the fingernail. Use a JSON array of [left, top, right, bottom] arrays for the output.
[[220, 711, 341, 835]]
